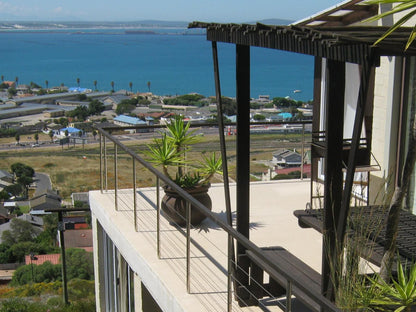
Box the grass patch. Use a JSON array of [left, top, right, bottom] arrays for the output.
[[0, 133, 309, 200]]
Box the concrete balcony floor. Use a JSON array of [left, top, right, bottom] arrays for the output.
[[90, 179, 322, 312]]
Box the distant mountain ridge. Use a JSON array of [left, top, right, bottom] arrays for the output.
[[0, 18, 293, 30]]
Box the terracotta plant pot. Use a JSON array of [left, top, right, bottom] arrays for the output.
[[161, 184, 212, 226]]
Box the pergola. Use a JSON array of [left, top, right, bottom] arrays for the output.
[[189, 20, 416, 302]]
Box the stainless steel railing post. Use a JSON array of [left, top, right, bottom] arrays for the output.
[[186, 201, 191, 293], [156, 177, 161, 259], [227, 234, 233, 312], [133, 157, 137, 231], [104, 135, 108, 192], [286, 281, 292, 312], [99, 132, 103, 193], [114, 143, 118, 211]]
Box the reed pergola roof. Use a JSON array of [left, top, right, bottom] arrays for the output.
[[189, 22, 416, 65]]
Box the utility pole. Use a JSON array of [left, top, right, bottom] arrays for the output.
[[45, 207, 91, 306]]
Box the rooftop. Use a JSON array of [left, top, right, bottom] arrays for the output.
[[90, 180, 323, 311]]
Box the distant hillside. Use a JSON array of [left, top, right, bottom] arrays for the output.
[[0, 19, 292, 30]]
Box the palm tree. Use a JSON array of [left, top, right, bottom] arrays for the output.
[[129, 81, 133, 93], [45, 80, 48, 90], [15, 76, 18, 87], [76, 77, 80, 87], [111, 81, 115, 92], [1, 75, 3, 82], [365, 0, 416, 50], [93, 80, 97, 91], [147, 81, 151, 92]]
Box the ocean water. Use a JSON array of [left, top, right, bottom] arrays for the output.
[[0, 28, 314, 101]]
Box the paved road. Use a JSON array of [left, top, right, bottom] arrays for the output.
[[33, 172, 52, 196]]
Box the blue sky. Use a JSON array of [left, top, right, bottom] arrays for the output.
[[0, 0, 341, 22]]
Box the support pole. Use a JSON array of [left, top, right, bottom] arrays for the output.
[[58, 211, 69, 305], [212, 42, 237, 307], [114, 143, 118, 211], [157, 177, 161, 259], [235, 44, 251, 302], [322, 60, 345, 300], [338, 55, 376, 244], [100, 132, 103, 193], [133, 157, 137, 231], [186, 202, 191, 293]]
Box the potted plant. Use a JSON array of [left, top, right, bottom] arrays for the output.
[[146, 115, 222, 226]]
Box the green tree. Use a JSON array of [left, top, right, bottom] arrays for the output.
[[111, 81, 115, 92], [11, 163, 34, 180], [11, 261, 61, 285], [15, 134, 20, 145], [88, 99, 105, 115], [7, 88, 17, 97], [2, 219, 40, 246], [253, 114, 266, 121], [147, 81, 151, 92], [92, 130, 97, 140], [0, 190, 10, 201], [115, 99, 136, 115], [34, 133, 39, 144], [129, 81, 133, 93], [0, 75, 3, 82], [14, 76, 18, 86], [57, 117, 68, 127], [17, 175, 33, 198], [93, 80, 97, 91], [221, 96, 237, 116], [76, 77, 80, 87], [66, 105, 89, 121], [3, 184, 23, 198], [45, 80, 48, 89], [65, 248, 94, 280]]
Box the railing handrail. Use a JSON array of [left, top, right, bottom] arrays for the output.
[[95, 122, 340, 312]]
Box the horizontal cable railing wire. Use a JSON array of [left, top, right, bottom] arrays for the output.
[[95, 122, 341, 312]]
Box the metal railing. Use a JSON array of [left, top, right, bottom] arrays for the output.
[[95, 122, 340, 312]]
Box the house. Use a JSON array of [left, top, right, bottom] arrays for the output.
[[62, 229, 92, 252], [25, 254, 60, 265], [2, 81, 15, 89], [30, 189, 61, 214], [59, 126, 82, 138], [89, 2, 416, 311], [113, 115, 146, 128], [272, 149, 302, 168], [0, 170, 13, 185], [71, 192, 89, 206], [102, 95, 131, 110]]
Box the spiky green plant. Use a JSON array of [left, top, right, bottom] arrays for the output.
[[146, 115, 223, 188], [198, 152, 223, 183], [368, 258, 416, 311], [364, 0, 416, 50], [145, 133, 184, 179]]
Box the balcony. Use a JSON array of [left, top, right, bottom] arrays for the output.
[[90, 123, 339, 312]]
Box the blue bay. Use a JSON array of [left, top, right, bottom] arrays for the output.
[[0, 28, 313, 101]]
